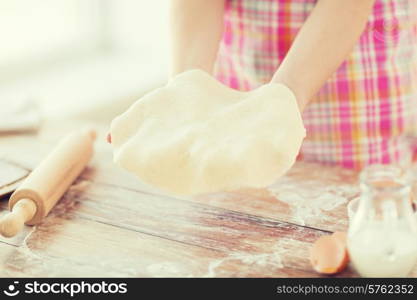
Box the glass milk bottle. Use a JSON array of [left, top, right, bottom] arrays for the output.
[[347, 165, 417, 277]]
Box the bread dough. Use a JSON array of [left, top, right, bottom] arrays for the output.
[[110, 70, 305, 195]]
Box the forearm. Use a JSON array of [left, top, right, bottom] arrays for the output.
[[272, 0, 376, 110], [169, 0, 225, 76]]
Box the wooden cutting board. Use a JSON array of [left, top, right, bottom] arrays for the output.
[[0, 160, 29, 198]]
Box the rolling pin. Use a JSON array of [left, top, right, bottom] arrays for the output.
[[0, 129, 96, 237]]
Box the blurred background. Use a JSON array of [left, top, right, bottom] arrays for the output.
[[0, 0, 169, 123]]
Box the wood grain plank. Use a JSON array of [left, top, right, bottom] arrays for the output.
[[59, 180, 326, 252], [196, 162, 360, 233], [42, 179, 356, 277], [0, 214, 320, 277]]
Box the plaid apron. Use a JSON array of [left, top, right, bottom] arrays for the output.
[[214, 0, 417, 169]]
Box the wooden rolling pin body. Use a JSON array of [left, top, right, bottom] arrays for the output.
[[8, 130, 95, 226]]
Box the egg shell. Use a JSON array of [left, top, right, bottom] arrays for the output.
[[309, 234, 349, 275]]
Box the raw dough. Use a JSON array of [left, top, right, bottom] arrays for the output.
[[110, 70, 305, 195]]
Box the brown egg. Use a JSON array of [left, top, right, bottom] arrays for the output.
[[309, 232, 349, 275], [332, 231, 349, 261], [332, 231, 347, 244]]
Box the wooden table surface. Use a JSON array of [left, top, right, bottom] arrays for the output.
[[0, 122, 415, 277]]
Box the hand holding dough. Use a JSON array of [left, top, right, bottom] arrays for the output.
[[110, 70, 305, 195]]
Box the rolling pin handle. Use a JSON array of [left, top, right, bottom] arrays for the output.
[[0, 199, 37, 237]]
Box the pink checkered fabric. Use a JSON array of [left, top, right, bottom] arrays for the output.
[[214, 0, 417, 169]]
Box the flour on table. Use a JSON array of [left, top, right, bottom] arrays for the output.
[[267, 171, 358, 225], [110, 70, 305, 196]]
